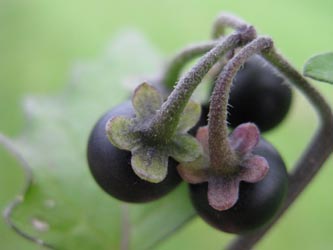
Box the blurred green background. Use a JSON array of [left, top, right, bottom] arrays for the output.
[[0, 0, 332, 249]]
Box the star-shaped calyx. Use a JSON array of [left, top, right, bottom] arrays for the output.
[[177, 123, 269, 211], [106, 82, 202, 183]]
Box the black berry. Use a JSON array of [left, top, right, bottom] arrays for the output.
[[189, 138, 288, 234], [87, 102, 181, 203], [228, 56, 292, 132]]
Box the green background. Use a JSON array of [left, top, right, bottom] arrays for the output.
[[0, 1, 332, 249]]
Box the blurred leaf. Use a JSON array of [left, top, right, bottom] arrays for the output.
[[1, 30, 195, 250], [303, 52, 333, 84]]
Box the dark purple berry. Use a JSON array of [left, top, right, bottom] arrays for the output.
[[228, 56, 292, 132], [87, 102, 181, 203], [189, 138, 288, 234]]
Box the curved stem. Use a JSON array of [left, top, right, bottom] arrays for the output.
[[212, 12, 248, 39], [208, 37, 273, 173], [147, 26, 257, 141], [227, 48, 333, 250], [162, 12, 250, 95], [161, 41, 217, 90]]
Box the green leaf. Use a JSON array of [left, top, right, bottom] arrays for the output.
[[303, 52, 333, 84], [1, 30, 195, 250]]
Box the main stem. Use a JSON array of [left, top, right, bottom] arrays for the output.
[[210, 14, 333, 249], [208, 37, 273, 173], [147, 26, 256, 142], [227, 48, 333, 250]]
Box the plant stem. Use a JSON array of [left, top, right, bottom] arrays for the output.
[[208, 37, 273, 174], [161, 41, 217, 90], [212, 12, 248, 39], [227, 47, 333, 250], [147, 26, 257, 141], [120, 204, 130, 250], [161, 13, 250, 94]]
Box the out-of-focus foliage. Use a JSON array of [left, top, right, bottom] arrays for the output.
[[1, 31, 196, 250]]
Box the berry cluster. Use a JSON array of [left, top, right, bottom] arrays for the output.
[[87, 13, 298, 236]]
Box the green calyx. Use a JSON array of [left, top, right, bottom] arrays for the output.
[[106, 82, 202, 183]]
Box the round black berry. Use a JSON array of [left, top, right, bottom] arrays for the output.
[[189, 138, 288, 234], [87, 102, 181, 203], [228, 55, 292, 132]]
